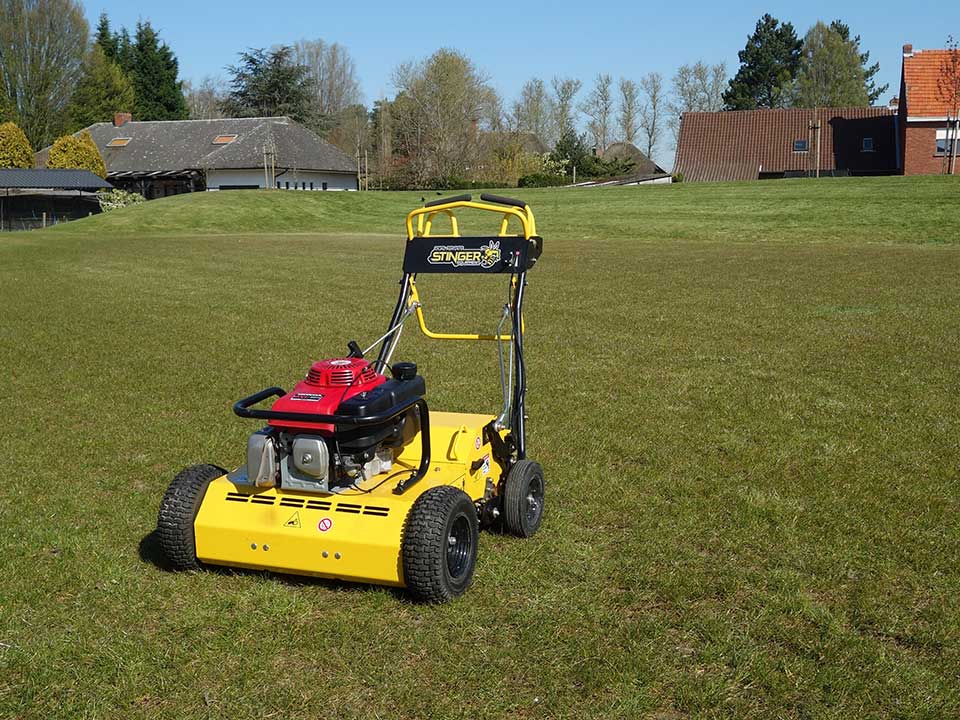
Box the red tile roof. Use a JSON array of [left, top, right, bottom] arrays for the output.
[[674, 107, 897, 182], [902, 49, 960, 118]]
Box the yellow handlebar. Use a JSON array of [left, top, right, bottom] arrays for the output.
[[406, 197, 537, 240], [404, 195, 535, 342]]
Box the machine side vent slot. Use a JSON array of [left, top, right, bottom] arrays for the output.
[[335, 503, 362, 514], [306, 500, 332, 510], [225, 493, 250, 503], [250, 496, 276, 506], [279, 498, 305, 508], [362, 505, 390, 517]]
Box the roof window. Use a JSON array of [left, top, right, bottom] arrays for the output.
[[107, 137, 131, 147], [213, 134, 238, 145], [793, 139, 808, 152]]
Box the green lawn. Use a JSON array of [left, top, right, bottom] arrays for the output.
[[1, 177, 958, 718]]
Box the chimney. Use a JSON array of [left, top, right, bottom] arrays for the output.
[[113, 112, 132, 127], [902, 44, 914, 58], [888, 96, 899, 110]]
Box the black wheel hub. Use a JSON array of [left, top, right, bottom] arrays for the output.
[[525, 475, 544, 526], [446, 514, 473, 578]]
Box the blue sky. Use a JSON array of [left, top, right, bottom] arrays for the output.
[[86, 0, 958, 166]]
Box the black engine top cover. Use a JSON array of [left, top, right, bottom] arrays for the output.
[[336, 375, 425, 418], [333, 374, 426, 452]]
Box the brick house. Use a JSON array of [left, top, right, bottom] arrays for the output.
[[673, 107, 899, 182], [898, 44, 960, 175]]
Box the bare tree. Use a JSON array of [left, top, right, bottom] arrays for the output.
[[511, 78, 553, 144], [668, 61, 727, 140], [551, 76, 582, 142], [0, 0, 89, 147], [938, 36, 960, 175], [326, 103, 370, 182], [184, 76, 226, 120], [293, 39, 362, 132], [370, 97, 392, 186], [638, 72, 664, 159], [618, 78, 640, 144], [580, 73, 613, 152], [391, 48, 498, 185]]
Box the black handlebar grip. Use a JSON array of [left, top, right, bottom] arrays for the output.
[[347, 340, 364, 358], [424, 193, 472, 208], [480, 193, 527, 208]]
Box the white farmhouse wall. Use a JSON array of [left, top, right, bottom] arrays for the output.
[[205, 169, 357, 191]]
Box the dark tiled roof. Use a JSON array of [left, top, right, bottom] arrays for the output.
[[674, 107, 898, 182], [603, 142, 666, 175], [35, 117, 356, 177], [0, 168, 112, 190], [902, 49, 960, 117]]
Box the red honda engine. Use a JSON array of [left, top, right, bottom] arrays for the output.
[[244, 356, 425, 493], [269, 358, 387, 432]]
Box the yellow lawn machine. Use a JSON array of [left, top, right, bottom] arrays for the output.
[[156, 193, 544, 602]]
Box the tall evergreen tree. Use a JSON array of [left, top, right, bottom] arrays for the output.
[[221, 47, 314, 123], [131, 22, 188, 120], [829, 20, 889, 105], [94, 13, 119, 62], [795, 21, 870, 107], [724, 14, 802, 109], [67, 45, 135, 130], [116, 28, 135, 73]]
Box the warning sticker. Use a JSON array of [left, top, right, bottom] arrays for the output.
[[284, 511, 301, 528], [480, 454, 491, 476], [317, 517, 333, 532]]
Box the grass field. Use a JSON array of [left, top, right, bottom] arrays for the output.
[[1, 177, 959, 718]]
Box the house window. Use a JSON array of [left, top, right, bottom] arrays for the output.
[[212, 134, 238, 145], [861, 137, 875, 152], [936, 129, 956, 155], [107, 137, 131, 147], [793, 139, 808, 152]]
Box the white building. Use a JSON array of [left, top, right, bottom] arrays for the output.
[[38, 114, 357, 199]]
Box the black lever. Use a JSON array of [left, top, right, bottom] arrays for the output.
[[347, 340, 364, 358]]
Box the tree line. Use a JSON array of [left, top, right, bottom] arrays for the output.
[[0, 3, 898, 187]]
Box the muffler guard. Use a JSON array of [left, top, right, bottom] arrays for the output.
[[194, 476, 412, 586]]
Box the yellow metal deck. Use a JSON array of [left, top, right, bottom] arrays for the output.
[[194, 412, 502, 585]]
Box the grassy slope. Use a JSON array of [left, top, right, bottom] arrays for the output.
[[39, 175, 960, 243], [1, 177, 959, 719]]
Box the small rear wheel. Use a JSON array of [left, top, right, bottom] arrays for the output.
[[503, 459, 545, 538], [402, 486, 479, 603], [157, 463, 225, 570]]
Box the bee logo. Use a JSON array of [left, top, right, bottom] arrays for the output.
[[480, 241, 501, 268]]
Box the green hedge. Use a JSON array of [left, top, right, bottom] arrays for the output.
[[0, 122, 34, 169], [518, 173, 567, 188], [46, 130, 106, 178]]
